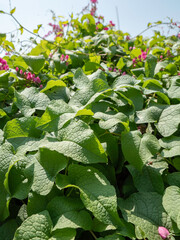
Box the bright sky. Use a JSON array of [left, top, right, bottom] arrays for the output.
[[0, 0, 180, 41]]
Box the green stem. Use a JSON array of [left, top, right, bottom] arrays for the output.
[[90, 230, 97, 240]]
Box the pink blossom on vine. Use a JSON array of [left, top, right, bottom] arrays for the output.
[[109, 20, 115, 27], [39, 84, 43, 89], [91, 0, 98, 3], [122, 72, 126, 75], [158, 227, 170, 239], [16, 67, 19, 72], [104, 27, 109, 30], [20, 69, 23, 75], [126, 35, 130, 40]]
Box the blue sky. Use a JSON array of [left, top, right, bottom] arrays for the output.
[[0, 0, 180, 40]]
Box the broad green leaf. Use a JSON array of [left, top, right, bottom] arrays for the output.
[[0, 219, 18, 240], [163, 186, 180, 224], [4, 156, 34, 200], [118, 192, 172, 240], [135, 105, 167, 124], [145, 54, 157, 77], [112, 75, 138, 88], [30, 155, 55, 195], [14, 87, 50, 117], [40, 79, 69, 100], [69, 78, 109, 108], [121, 131, 160, 171], [156, 104, 180, 137], [159, 136, 180, 158], [167, 76, 180, 99], [56, 165, 134, 238], [54, 60, 68, 73], [75, 109, 94, 117], [56, 119, 107, 164], [167, 173, 180, 187], [36, 99, 75, 132], [127, 165, 164, 194], [165, 63, 177, 75], [4, 117, 42, 139], [47, 196, 92, 230], [73, 68, 89, 89], [97, 233, 125, 240], [50, 229, 76, 240], [22, 55, 45, 73], [13, 210, 53, 240], [0, 72, 9, 88], [37, 147, 67, 177], [93, 111, 128, 131], [121, 87, 144, 111]]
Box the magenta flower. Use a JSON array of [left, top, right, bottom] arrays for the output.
[[158, 227, 170, 239], [104, 27, 109, 30], [91, 0, 98, 3]]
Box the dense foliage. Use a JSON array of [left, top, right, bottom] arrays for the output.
[[0, 2, 180, 239]]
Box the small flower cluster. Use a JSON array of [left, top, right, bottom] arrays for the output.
[[132, 49, 148, 67], [90, 0, 97, 16], [60, 54, 69, 66], [108, 67, 126, 75], [16, 67, 43, 88], [0, 58, 9, 71], [44, 23, 64, 39]]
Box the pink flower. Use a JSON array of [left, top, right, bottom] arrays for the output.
[[126, 35, 130, 40], [16, 67, 19, 72], [122, 72, 126, 75], [60, 54, 65, 61], [91, 0, 98, 3], [104, 27, 109, 30], [65, 55, 69, 61], [178, 72, 180, 75], [20, 69, 23, 75], [39, 84, 43, 89], [108, 67, 112, 71], [158, 227, 170, 239]]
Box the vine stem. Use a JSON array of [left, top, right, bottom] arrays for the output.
[[90, 230, 97, 240]]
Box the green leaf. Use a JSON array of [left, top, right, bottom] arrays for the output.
[[4, 156, 34, 200], [73, 68, 89, 89], [156, 104, 180, 137], [93, 111, 128, 131], [10, 7, 16, 14], [145, 54, 157, 77], [163, 186, 180, 224], [135, 105, 167, 124], [167, 76, 180, 99], [36, 99, 75, 132], [4, 117, 42, 139], [167, 173, 180, 188], [37, 147, 67, 177], [0, 72, 10, 88], [60, 164, 119, 225], [159, 136, 180, 158], [127, 165, 164, 194], [165, 63, 177, 75], [47, 196, 92, 230], [56, 165, 134, 238], [69, 78, 109, 108], [121, 131, 160, 171], [13, 210, 53, 240], [0, 219, 18, 240], [14, 87, 50, 117], [118, 192, 172, 240], [97, 233, 125, 240], [50, 229, 76, 240], [112, 75, 138, 88], [37, 119, 107, 164], [22, 55, 45, 73]]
